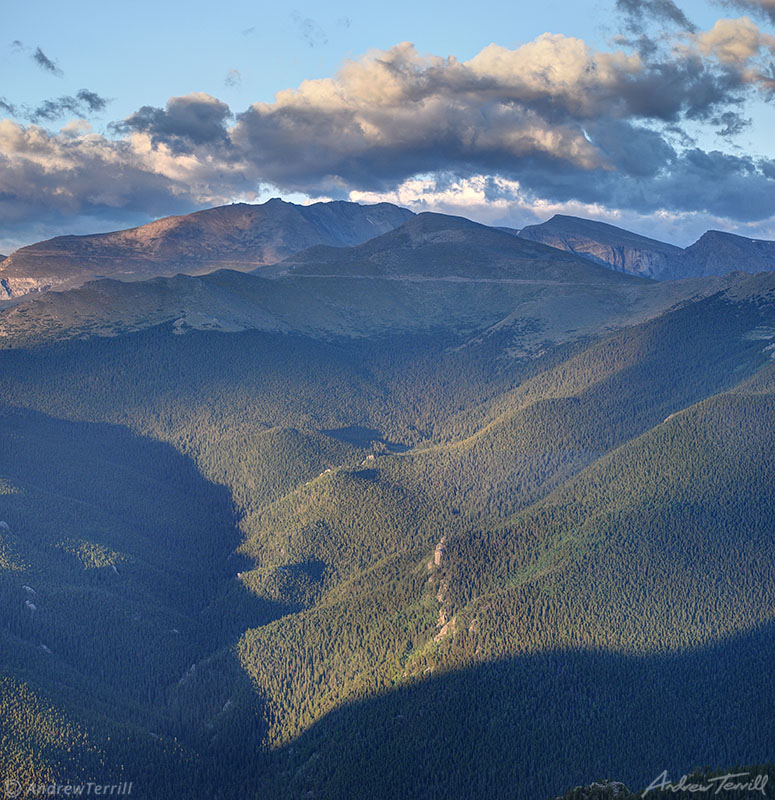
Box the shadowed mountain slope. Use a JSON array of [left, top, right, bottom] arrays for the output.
[[269, 212, 648, 282], [680, 229, 775, 277]]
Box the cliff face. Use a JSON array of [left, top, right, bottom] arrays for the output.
[[519, 215, 775, 280], [518, 215, 683, 279], [0, 199, 414, 298]]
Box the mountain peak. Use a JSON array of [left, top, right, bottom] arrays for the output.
[[271, 210, 642, 284], [0, 200, 414, 297]]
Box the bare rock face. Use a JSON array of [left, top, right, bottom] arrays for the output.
[[519, 215, 775, 280], [0, 199, 413, 298], [518, 215, 683, 279]]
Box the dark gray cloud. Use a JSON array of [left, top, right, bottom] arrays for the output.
[[715, 0, 775, 23], [0, 97, 17, 115], [713, 110, 751, 136], [29, 90, 109, 122], [111, 94, 233, 153], [616, 0, 697, 32], [461, 141, 775, 226], [32, 47, 62, 75]]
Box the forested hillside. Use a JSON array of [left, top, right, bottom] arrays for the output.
[[1, 241, 774, 798]]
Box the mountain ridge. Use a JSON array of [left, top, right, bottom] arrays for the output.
[[519, 214, 775, 280], [1, 212, 735, 355], [267, 211, 648, 283], [0, 199, 414, 298]]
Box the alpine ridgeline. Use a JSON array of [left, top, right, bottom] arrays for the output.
[[0, 199, 413, 298], [519, 213, 775, 279]]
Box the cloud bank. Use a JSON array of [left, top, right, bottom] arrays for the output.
[[3, 11, 775, 246]]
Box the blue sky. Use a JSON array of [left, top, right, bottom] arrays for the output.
[[5, 0, 759, 123], [3, 0, 775, 250]]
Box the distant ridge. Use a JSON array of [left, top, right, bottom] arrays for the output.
[[268, 212, 645, 283], [519, 214, 775, 280], [5, 201, 775, 297], [680, 229, 775, 278], [0, 199, 413, 297]]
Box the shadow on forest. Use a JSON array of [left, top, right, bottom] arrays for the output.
[[2, 406, 774, 800], [257, 622, 775, 800], [0, 406, 288, 748]]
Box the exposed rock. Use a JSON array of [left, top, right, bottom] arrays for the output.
[[434, 615, 457, 642], [519, 215, 681, 279], [520, 214, 775, 280], [433, 536, 447, 568], [555, 780, 633, 799]]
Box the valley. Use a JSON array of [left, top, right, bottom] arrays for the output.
[[1, 206, 775, 798]]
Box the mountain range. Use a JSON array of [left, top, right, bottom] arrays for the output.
[[0, 212, 729, 354], [1, 199, 775, 800], [519, 213, 775, 279], [0, 199, 413, 298], [3, 201, 775, 301]]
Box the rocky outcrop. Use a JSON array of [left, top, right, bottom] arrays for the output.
[[555, 780, 633, 799]]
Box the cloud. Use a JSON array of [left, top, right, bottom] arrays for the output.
[[111, 93, 233, 153], [225, 69, 242, 88], [0, 117, 258, 247], [32, 47, 62, 75], [28, 90, 110, 123], [694, 16, 775, 64], [5, 23, 775, 248], [291, 12, 328, 48], [715, 0, 775, 23], [227, 32, 775, 195], [616, 0, 697, 33], [348, 172, 775, 244], [710, 108, 752, 136]]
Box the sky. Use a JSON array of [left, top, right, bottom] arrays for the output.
[[3, 0, 775, 251]]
